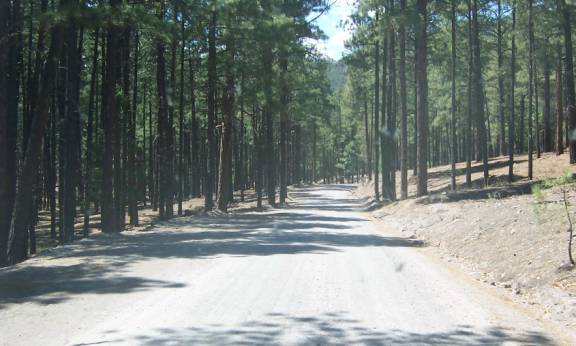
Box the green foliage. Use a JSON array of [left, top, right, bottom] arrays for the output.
[[532, 171, 576, 223]]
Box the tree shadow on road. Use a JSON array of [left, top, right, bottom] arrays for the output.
[[0, 184, 420, 308], [0, 262, 185, 309], [88, 311, 555, 345]]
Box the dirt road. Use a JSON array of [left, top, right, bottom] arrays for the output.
[[0, 185, 569, 345]]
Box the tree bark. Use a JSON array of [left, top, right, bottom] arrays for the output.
[[559, 0, 576, 163], [399, 0, 407, 199], [543, 60, 552, 152], [217, 25, 235, 212], [416, 0, 428, 196], [263, 43, 276, 206], [497, 0, 506, 156], [373, 16, 380, 201], [472, 0, 489, 185], [205, 11, 217, 211], [528, 0, 534, 180], [7, 20, 63, 264], [101, 0, 123, 233], [556, 53, 564, 155], [279, 50, 289, 205], [0, 0, 12, 266], [450, 0, 457, 191]]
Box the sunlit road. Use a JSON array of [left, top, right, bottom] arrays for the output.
[[0, 185, 567, 345]]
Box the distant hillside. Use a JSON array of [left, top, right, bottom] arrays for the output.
[[326, 59, 347, 93]]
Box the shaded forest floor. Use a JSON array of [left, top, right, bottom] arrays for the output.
[[33, 189, 262, 256], [358, 151, 576, 335]]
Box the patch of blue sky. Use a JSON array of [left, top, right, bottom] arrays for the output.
[[308, 0, 356, 61]]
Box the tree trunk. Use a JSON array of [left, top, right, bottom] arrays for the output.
[[497, 0, 506, 156], [543, 60, 552, 152], [101, 0, 122, 233], [279, 50, 289, 205], [556, 53, 564, 155], [7, 20, 63, 265], [399, 0, 407, 198], [189, 57, 199, 197], [128, 29, 139, 225], [205, 11, 217, 211], [528, 0, 534, 180], [385, 3, 397, 201], [156, 2, 170, 220], [178, 18, 185, 215], [472, 0, 489, 186], [0, 0, 12, 266], [559, 0, 576, 163], [84, 29, 99, 237], [450, 0, 457, 191], [263, 43, 276, 206], [373, 17, 380, 201], [416, 0, 428, 196], [217, 26, 235, 213]]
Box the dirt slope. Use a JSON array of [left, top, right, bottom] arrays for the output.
[[360, 152, 576, 336]]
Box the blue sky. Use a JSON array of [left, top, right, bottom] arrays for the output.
[[311, 0, 355, 60]]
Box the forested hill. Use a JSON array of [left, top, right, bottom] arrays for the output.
[[327, 59, 347, 93]]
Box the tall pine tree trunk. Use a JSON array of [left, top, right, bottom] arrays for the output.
[[0, 0, 12, 266], [508, 0, 516, 182], [497, 0, 506, 157], [416, 0, 428, 196], [7, 18, 63, 264], [156, 2, 170, 219], [84, 29, 99, 236], [101, 0, 122, 233], [217, 26, 235, 212], [556, 53, 564, 155], [279, 50, 289, 205], [205, 11, 217, 211], [450, 0, 457, 191], [472, 0, 489, 185], [399, 0, 407, 198], [528, 0, 534, 180], [543, 60, 552, 152], [373, 18, 380, 201], [263, 43, 276, 206], [559, 0, 576, 163], [189, 57, 199, 197]]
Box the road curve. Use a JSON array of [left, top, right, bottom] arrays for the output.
[[0, 185, 568, 345]]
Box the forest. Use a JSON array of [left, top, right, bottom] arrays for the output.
[[1, 0, 575, 269]]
